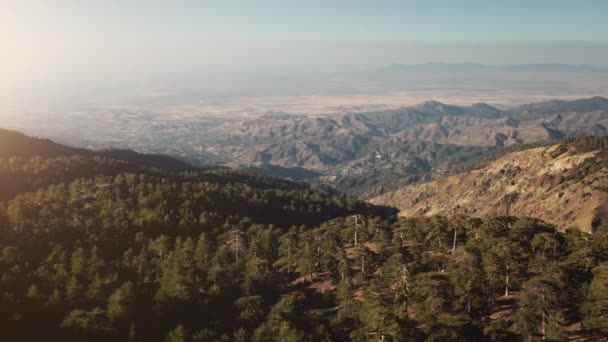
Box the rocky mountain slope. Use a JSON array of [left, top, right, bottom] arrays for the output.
[[193, 97, 608, 196], [202, 97, 608, 172], [371, 137, 608, 232]]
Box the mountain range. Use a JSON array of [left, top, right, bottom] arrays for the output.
[[192, 96, 608, 196], [380, 62, 607, 74]]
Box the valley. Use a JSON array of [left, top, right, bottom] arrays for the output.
[[6, 2, 608, 340], [191, 96, 608, 197], [6, 96, 608, 200]]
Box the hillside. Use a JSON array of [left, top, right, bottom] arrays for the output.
[[0, 128, 89, 158], [371, 136, 608, 232], [1, 129, 608, 340], [0, 129, 207, 201], [189, 97, 608, 196], [10, 98, 605, 199], [202, 97, 608, 170], [0, 129, 196, 171]]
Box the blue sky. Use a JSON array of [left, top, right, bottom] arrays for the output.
[[6, 0, 608, 42], [188, 0, 608, 41], [3, 0, 608, 102]]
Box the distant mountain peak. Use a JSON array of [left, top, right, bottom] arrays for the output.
[[590, 96, 608, 102], [381, 62, 603, 73], [418, 100, 446, 108], [471, 102, 497, 109]]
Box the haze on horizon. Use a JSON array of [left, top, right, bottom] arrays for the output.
[[2, 0, 608, 111]]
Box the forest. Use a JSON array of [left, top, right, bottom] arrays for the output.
[[1, 130, 608, 341]]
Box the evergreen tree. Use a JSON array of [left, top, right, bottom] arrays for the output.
[[411, 272, 468, 339], [107, 281, 135, 324], [581, 263, 608, 332], [513, 271, 568, 341]]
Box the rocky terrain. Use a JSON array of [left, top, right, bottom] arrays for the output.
[[8, 97, 608, 197], [371, 137, 608, 232], [187, 96, 607, 195], [200, 97, 608, 171]]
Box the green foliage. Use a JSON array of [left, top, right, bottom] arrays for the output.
[[61, 308, 112, 335], [107, 281, 135, 323], [582, 263, 608, 331], [513, 269, 569, 341], [0, 137, 607, 340], [165, 325, 188, 342]]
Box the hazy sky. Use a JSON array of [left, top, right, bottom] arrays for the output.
[[3, 0, 608, 108]]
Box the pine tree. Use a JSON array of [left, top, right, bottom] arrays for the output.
[[236, 295, 264, 323], [253, 296, 302, 342], [107, 281, 135, 324], [449, 248, 489, 316], [155, 251, 192, 306], [411, 272, 467, 339], [194, 233, 210, 271], [278, 228, 298, 274], [581, 263, 608, 332], [227, 228, 246, 262], [70, 246, 87, 277], [381, 251, 411, 316], [513, 271, 567, 341], [296, 231, 317, 281], [336, 277, 356, 321], [354, 275, 403, 342], [165, 325, 189, 342]]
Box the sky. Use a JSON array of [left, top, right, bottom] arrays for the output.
[[5, 1, 608, 42], [2, 0, 608, 108]]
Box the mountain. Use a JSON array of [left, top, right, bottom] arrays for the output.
[[0, 128, 196, 171], [14, 96, 598, 199], [357, 101, 502, 133], [392, 97, 608, 147], [507, 96, 608, 119], [241, 163, 323, 181], [196, 97, 608, 196], [95, 148, 194, 171], [0, 129, 336, 200], [0, 128, 89, 158], [381, 62, 602, 74], [2, 129, 608, 340], [371, 136, 608, 232], [198, 99, 509, 172], [202, 97, 608, 170]]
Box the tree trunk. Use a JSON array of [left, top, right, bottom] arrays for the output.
[[317, 245, 321, 266], [353, 215, 360, 246], [504, 264, 510, 296], [361, 256, 365, 274], [452, 229, 457, 254], [541, 310, 546, 341], [541, 294, 546, 341]]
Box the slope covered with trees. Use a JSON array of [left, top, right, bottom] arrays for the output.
[[1, 129, 608, 341]]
